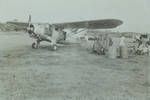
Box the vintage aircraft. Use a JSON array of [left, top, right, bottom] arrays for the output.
[[7, 15, 123, 50]]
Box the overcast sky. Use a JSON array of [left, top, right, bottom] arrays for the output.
[[0, 0, 150, 33]]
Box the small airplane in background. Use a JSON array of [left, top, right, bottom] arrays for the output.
[[7, 15, 123, 50]]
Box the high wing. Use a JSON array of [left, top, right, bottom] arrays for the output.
[[6, 21, 29, 31], [7, 15, 31, 27], [7, 22, 28, 27], [7, 19, 123, 30], [53, 19, 123, 29]]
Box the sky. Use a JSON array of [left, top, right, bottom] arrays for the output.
[[0, 0, 150, 33]]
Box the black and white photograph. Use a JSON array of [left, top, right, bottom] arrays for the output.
[[0, 0, 150, 100]]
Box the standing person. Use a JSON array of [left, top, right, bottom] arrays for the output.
[[119, 35, 125, 47], [119, 35, 128, 58]]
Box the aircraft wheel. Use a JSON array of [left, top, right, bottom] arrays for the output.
[[32, 42, 37, 49]]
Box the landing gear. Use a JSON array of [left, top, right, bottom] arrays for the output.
[[32, 42, 38, 49], [31, 39, 57, 51], [32, 40, 40, 49]]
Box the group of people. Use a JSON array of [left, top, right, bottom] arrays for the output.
[[92, 33, 150, 58]]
